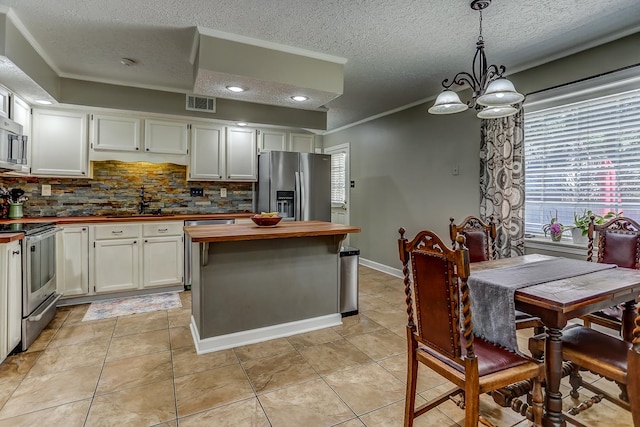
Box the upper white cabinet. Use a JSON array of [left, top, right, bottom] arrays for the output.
[[144, 118, 188, 155], [188, 123, 225, 180], [226, 127, 257, 181], [0, 86, 9, 118], [290, 132, 315, 153], [258, 129, 287, 152], [31, 109, 89, 177], [91, 114, 141, 152]]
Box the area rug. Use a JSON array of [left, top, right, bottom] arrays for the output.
[[82, 292, 182, 321]]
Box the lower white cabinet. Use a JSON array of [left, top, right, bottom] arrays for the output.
[[89, 221, 183, 296], [1, 240, 21, 362], [57, 225, 90, 297]]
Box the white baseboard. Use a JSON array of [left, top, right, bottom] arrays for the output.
[[190, 313, 343, 354], [359, 257, 403, 278]]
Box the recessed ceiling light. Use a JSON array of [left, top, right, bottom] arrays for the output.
[[227, 86, 245, 93], [236, 122, 248, 127], [291, 95, 309, 102], [120, 58, 136, 66], [35, 100, 53, 105]]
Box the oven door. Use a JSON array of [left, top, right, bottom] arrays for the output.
[[23, 228, 60, 316]]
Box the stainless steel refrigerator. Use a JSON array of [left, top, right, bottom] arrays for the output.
[[257, 151, 331, 221]]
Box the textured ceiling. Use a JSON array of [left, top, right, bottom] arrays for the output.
[[1, 0, 640, 131]]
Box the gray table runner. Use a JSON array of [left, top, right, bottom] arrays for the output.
[[468, 258, 617, 353]]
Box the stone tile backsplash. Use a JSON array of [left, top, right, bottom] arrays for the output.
[[0, 161, 254, 218]]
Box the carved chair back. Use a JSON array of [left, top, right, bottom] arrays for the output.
[[588, 215, 640, 269], [449, 215, 497, 262], [398, 228, 474, 362]]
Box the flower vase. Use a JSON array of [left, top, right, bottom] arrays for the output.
[[571, 228, 588, 245], [550, 231, 562, 242], [8, 203, 23, 219]]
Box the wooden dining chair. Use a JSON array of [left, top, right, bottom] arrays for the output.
[[583, 215, 640, 340], [450, 215, 544, 334], [555, 296, 640, 425], [398, 228, 544, 427]]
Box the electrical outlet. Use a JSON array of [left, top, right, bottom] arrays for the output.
[[220, 188, 227, 198], [452, 164, 460, 176], [190, 187, 204, 197], [42, 184, 52, 196]]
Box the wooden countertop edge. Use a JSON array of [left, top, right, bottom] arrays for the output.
[[0, 233, 24, 244], [185, 221, 361, 242], [0, 213, 254, 225]]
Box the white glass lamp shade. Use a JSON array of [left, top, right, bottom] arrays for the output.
[[476, 78, 525, 106], [476, 105, 518, 119], [428, 90, 469, 114]]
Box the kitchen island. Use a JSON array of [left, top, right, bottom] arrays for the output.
[[184, 220, 361, 354]]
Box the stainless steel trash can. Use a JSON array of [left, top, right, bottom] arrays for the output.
[[339, 246, 359, 316]]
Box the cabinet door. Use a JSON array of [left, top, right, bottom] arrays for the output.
[[142, 236, 183, 288], [226, 127, 257, 181], [6, 240, 21, 353], [258, 129, 287, 152], [31, 109, 89, 177], [189, 123, 225, 180], [93, 239, 139, 293], [289, 133, 315, 153], [0, 86, 9, 118], [91, 114, 141, 152], [144, 119, 188, 154], [57, 226, 90, 297]]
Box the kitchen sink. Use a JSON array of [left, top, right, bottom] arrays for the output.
[[106, 213, 177, 218]]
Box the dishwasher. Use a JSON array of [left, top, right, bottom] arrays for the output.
[[184, 219, 235, 289]]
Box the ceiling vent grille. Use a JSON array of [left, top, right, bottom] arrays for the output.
[[186, 95, 216, 113]]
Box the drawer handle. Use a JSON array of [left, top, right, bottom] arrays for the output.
[[158, 228, 168, 232], [111, 230, 123, 234], [12, 250, 20, 255]]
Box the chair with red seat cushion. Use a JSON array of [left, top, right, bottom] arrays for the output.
[[450, 215, 544, 333], [583, 215, 640, 340], [398, 228, 543, 427]]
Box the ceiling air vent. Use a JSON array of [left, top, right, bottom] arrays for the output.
[[186, 95, 216, 113]]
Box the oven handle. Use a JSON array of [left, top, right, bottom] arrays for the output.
[[27, 293, 62, 322], [24, 227, 62, 244]]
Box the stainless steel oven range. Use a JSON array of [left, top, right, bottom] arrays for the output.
[[0, 222, 62, 351]]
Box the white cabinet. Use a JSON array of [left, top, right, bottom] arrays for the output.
[[142, 222, 183, 288], [188, 123, 225, 180], [90, 221, 183, 295], [144, 118, 188, 154], [0, 86, 9, 118], [57, 225, 90, 298], [290, 132, 315, 153], [92, 224, 140, 293], [1, 240, 21, 362], [258, 129, 287, 152], [226, 127, 257, 181], [91, 114, 141, 152], [31, 109, 89, 177]]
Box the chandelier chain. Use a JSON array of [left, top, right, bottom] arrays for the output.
[[478, 10, 483, 42]]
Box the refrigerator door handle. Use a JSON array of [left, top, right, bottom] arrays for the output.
[[300, 171, 305, 220], [295, 171, 302, 220]]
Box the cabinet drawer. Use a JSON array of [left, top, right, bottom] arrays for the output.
[[94, 224, 140, 240], [142, 222, 183, 237]]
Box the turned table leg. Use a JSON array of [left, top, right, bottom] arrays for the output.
[[543, 327, 566, 427]]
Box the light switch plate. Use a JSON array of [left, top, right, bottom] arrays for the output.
[[220, 188, 227, 198], [42, 184, 52, 196]]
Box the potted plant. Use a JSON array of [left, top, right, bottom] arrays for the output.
[[542, 210, 567, 242], [571, 209, 618, 244]]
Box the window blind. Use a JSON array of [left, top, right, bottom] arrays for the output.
[[330, 152, 346, 205], [524, 87, 640, 235]]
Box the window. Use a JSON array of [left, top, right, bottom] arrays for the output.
[[330, 152, 346, 205], [524, 84, 640, 236]]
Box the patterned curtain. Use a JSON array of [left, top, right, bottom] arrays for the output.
[[480, 110, 525, 257]]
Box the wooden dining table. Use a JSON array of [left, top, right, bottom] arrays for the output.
[[472, 254, 640, 427]]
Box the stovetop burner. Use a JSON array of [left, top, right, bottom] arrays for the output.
[[0, 222, 56, 235]]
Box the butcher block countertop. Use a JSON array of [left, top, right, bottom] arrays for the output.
[[0, 212, 254, 226], [185, 220, 361, 243]]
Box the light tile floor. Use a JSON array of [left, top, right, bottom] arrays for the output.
[[0, 266, 634, 426]]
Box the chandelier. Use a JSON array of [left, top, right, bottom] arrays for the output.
[[428, 0, 524, 119]]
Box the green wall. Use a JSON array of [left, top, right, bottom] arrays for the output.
[[324, 31, 640, 270]]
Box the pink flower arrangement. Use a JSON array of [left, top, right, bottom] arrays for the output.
[[549, 222, 562, 235]]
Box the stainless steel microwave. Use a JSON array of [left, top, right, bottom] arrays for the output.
[[0, 117, 28, 172]]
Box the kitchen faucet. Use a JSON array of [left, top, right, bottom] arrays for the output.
[[139, 185, 150, 214]]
